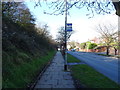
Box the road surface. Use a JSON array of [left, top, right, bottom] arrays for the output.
[[67, 51, 119, 84]]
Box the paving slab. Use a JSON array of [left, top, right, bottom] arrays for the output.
[[34, 51, 76, 89]]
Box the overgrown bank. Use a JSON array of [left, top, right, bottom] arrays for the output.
[[2, 2, 57, 88], [2, 19, 56, 88], [3, 50, 56, 88]]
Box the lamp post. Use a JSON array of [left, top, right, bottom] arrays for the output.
[[64, 0, 67, 71]]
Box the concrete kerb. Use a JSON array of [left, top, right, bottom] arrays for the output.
[[27, 51, 57, 90]]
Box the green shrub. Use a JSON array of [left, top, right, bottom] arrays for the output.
[[88, 43, 97, 49], [80, 42, 87, 49]]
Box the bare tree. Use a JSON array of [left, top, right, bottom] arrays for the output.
[[56, 26, 74, 43], [34, 0, 120, 17], [56, 26, 74, 52], [110, 29, 119, 55], [96, 23, 118, 55]]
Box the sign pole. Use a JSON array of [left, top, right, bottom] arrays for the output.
[[64, 0, 67, 71]]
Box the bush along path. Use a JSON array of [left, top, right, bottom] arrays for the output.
[[34, 51, 76, 89]]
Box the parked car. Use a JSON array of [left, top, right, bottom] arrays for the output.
[[71, 49, 76, 52]]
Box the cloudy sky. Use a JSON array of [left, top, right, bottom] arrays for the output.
[[24, 0, 118, 43]]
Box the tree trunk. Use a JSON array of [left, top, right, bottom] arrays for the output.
[[114, 47, 117, 55], [106, 46, 109, 55], [112, 0, 120, 16]]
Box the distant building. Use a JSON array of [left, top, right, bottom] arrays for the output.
[[90, 37, 102, 44]]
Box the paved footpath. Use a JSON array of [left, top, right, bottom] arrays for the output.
[[35, 51, 76, 89]]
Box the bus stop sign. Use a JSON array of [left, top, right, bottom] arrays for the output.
[[66, 23, 72, 31]]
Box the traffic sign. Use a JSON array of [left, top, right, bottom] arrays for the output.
[[66, 23, 72, 31]]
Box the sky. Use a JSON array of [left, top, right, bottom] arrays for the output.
[[24, 0, 118, 43]]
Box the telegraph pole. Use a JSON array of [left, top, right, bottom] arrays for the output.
[[64, 0, 67, 71]]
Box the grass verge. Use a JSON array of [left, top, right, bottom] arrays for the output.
[[67, 54, 81, 63], [68, 54, 120, 88], [3, 50, 56, 88]]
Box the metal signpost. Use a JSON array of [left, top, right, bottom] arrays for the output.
[[64, 0, 72, 71], [64, 0, 67, 71]]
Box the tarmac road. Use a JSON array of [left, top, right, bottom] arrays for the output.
[[68, 51, 120, 84]]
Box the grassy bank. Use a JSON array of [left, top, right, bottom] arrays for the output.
[[3, 50, 56, 88], [67, 54, 120, 88]]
